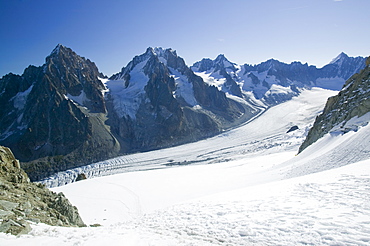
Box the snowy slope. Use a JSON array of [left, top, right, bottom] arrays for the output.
[[1, 88, 370, 245]]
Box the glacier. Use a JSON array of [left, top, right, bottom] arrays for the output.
[[1, 88, 370, 245]]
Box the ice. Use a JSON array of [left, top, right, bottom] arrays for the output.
[[104, 58, 149, 119], [12, 84, 33, 110], [194, 71, 227, 91], [264, 84, 294, 96], [2, 88, 370, 245], [65, 90, 90, 106], [170, 68, 198, 107]]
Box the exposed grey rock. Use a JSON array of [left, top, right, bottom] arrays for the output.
[[0, 218, 31, 236], [0, 209, 14, 217], [0, 146, 86, 235], [0, 200, 19, 211], [76, 173, 87, 181], [299, 57, 370, 153]]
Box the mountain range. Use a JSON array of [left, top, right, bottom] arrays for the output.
[[0, 45, 366, 180], [191, 52, 366, 104]]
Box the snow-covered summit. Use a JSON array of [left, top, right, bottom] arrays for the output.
[[191, 53, 366, 104], [329, 52, 348, 65], [192, 54, 239, 73], [103, 47, 247, 156]]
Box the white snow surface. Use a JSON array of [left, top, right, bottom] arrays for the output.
[[2, 88, 370, 245], [103, 58, 149, 119], [170, 68, 198, 107], [65, 91, 90, 106], [196, 71, 227, 91], [12, 84, 33, 110]]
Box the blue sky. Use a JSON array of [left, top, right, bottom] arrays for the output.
[[0, 0, 369, 77]]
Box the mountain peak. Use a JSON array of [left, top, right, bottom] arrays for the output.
[[50, 44, 67, 56], [330, 52, 349, 65], [144, 47, 177, 59], [214, 54, 238, 70], [215, 54, 226, 61]]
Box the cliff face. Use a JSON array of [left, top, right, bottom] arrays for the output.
[[299, 57, 370, 153], [107, 47, 246, 152], [0, 146, 85, 236], [0, 45, 120, 180]]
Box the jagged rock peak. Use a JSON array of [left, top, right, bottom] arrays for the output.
[[112, 46, 187, 80], [191, 54, 237, 72], [47, 44, 78, 61], [50, 43, 64, 55], [215, 54, 237, 67], [146, 47, 177, 58], [215, 54, 227, 61], [330, 52, 349, 64], [47, 44, 83, 61]]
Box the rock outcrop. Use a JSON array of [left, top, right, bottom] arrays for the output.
[[299, 56, 370, 153], [0, 146, 85, 236]]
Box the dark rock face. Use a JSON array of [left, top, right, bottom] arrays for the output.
[[108, 48, 245, 152], [299, 57, 370, 153], [0, 146, 85, 235], [0, 45, 120, 180], [287, 125, 299, 133]]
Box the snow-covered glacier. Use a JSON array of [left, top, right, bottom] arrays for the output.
[[2, 88, 370, 246]]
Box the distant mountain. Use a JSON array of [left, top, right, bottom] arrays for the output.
[[191, 53, 366, 105], [0, 45, 250, 180], [107, 47, 248, 152], [0, 44, 120, 180], [191, 54, 243, 97], [299, 56, 370, 153], [0, 44, 366, 181]]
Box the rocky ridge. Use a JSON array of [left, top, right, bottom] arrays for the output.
[[299, 56, 370, 153], [0, 45, 250, 181], [192, 52, 366, 105], [0, 146, 85, 236], [107, 47, 248, 152]]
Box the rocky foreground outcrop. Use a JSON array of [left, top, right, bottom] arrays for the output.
[[0, 146, 85, 236], [299, 57, 370, 153]]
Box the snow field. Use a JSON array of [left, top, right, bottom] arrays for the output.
[[2, 158, 369, 245]]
